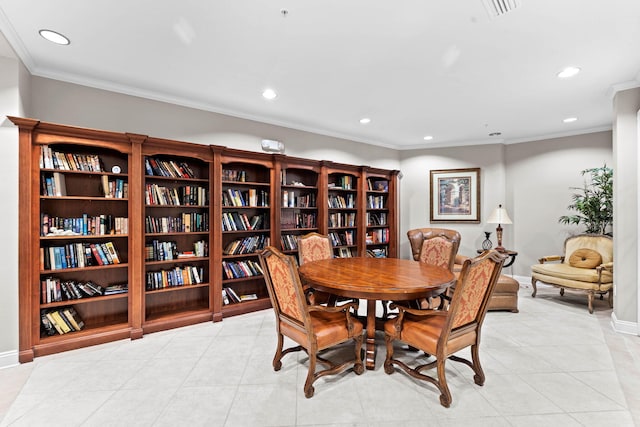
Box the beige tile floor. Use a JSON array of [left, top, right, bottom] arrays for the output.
[[1, 283, 639, 427]]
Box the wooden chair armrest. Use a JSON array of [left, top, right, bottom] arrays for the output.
[[596, 262, 613, 275], [539, 255, 563, 263], [308, 301, 359, 314]]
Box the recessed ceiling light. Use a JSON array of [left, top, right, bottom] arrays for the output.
[[262, 88, 277, 100], [557, 66, 581, 78], [489, 132, 502, 137], [359, 118, 371, 124], [423, 135, 433, 141], [563, 117, 578, 123], [39, 29, 70, 45]]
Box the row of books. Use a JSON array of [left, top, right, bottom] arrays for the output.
[[328, 212, 357, 228], [367, 178, 389, 192], [280, 234, 299, 251], [145, 213, 209, 233], [41, 213, 128, 237], [367, 248, 388, 258], [144, 239, 208, 261], [222, 259, 263, 280], [222, 212, 265, 231], [329, 231, 356, 247], [328, 194, 355, 209], [335, 248, 356, 258], [222, 169, 247, 182], [222, 188, 269, 207], [41, 277, 127, 303], [145, 240, 177, 261], [281, 212, 316, 229], [41, 307, 85, 336], [101, 176, 128, 198], [145, 184, 208, 206], [367, 212, 387, 226], [41, 172, 67, 197], [41, 241, 121, 271], [367, 195, 386, 209], [42, 277, 103, 303], [366, 228, 390, 244], [282, 191, 316, 208], [223, 235, 270, 255], [145, 157, 196, 179], [328, 175, 355, 190], [222, 287, 258, 304], [40, 145, 103, 172], [145, 265, 204, 290]]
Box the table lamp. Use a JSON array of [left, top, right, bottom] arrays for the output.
[[487, 204, 512, 252]]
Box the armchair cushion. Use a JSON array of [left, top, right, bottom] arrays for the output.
[[531, 263, 612, 289], [568, 248, 602, 269]]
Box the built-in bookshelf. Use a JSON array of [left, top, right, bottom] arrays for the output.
[[327, 167, 360, 258], [364, 171, 393, 258], [15, 118, 135, 362], [142, 142, 214, 333], [218, 154, 273, 316], [277, 159, 321, 257], [12, 117, 398, 362]]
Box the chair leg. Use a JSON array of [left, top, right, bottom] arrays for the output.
[[531, 278, 538, 297], [304, 352, 317, 398], [354, 333, 364, 375], [588, 291, 594, 314], [383, 333, 395, 374], [436, 358, 452, 408], [470, 344, 485, 386], [273, 333, 284, 370]]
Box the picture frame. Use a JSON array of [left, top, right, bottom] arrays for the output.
[[430, 168, 481, 223]]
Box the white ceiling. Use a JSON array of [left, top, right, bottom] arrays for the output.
[[0, 0, 639, 150]]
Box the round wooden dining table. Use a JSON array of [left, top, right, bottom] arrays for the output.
[[298, 257, 456, 370]]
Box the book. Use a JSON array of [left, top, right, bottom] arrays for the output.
[[225, 287, 241, 303], [52, 172, 67, 196], [104, 241, 120, 264], [50, 310, 72, 333], [62, 307, 85, 330]]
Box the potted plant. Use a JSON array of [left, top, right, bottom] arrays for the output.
[[558, 164, 613, 235]]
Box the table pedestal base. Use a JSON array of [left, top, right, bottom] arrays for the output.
[[365, 299, 377, 370]]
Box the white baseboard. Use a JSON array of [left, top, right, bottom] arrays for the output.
[[0, 350, 19, 370], [611, 311, 639, 335]]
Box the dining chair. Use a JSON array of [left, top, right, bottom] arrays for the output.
[[403, 228, 461, 310], [297, 232, 345, 306], [258, 246, 364, 398], [383, 249, 505, 407]]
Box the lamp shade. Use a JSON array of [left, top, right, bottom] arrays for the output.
[[487, 204, 512, 225]]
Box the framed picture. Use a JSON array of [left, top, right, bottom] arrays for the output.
[[430, 168, 481, 223]]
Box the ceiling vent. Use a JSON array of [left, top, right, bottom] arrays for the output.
[[482, 0, 521, 17]]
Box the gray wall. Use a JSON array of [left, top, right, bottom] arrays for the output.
[[505, 132, 613, 276], [0, 55, 20, 366]]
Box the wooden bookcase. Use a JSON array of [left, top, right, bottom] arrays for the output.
[[11, 117, 399, 362], [274, 156, 322, 258], [216, 149, 274, 317], [141, 137, 215, 333], [363, 168, 400, 259], [326, 164, 361, 258]]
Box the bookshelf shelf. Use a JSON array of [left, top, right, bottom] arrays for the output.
[[13, 117, 398, 361], [145, 282, 210, 294], [40, 293, 128, 309]]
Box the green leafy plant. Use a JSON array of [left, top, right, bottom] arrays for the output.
[[558, 164, 613, 235]]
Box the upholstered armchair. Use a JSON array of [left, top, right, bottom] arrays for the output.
[[531, 234, 613, 314], [258, 246, 364, 398], [407, 228, 519, 312], [383, 250, 505, 407]]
